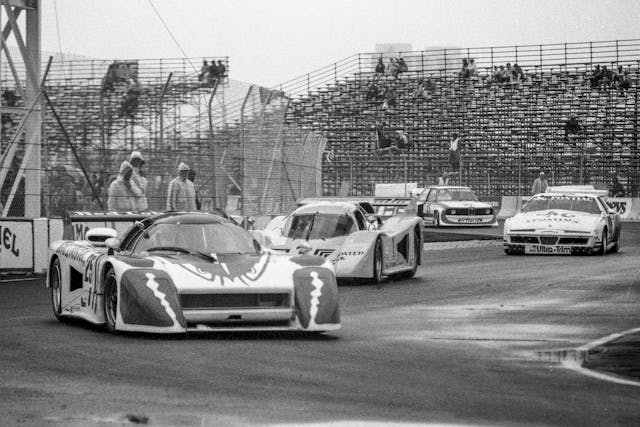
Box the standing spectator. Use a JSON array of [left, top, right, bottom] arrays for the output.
[[512, 64, 525, 83], [609, 176, 625, 197], [467, 58, 478, 77], [449, 133, 461, 172], [107, 161, 142, 211], [166, 162, 197, 211], [531, 171, 548, 195], [375, 57, 385, 74], [498, 65, 509, 83], [187, 169, 202, 210], [217, 60, 227, 79], [129, 151, 148, 211], [459, 58, 469, 79], [198, 60, 209, 81]]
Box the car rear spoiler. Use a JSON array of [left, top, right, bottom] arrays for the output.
[[62, 211, 161, 240]]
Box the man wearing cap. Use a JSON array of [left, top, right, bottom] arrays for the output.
[[531, 170, 549, 195], [107, 161, 143, 211], [166, 162, 197, 211], [129, 151, 148, 210]]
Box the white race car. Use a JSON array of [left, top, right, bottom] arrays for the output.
[[255, 201, 423, 282], [47, 212, 340, 334], [503, 190, 621, 255]]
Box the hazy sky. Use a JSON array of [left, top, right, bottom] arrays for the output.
[[38, 0, 639, 87]]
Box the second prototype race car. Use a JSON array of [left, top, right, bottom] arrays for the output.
[[414, 186, 498, 227], [255, 201, 423, 282], [46, 212, 340, 334], [503, 188, 621, 255]]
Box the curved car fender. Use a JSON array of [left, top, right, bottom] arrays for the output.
[[114, 268, 187, 333], [331, 230, 379, 278], [289, 256, 340, 331]]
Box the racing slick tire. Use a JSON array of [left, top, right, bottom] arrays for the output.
[[433, 211, 441, 228], [50, 258, 63, 321], [612, 236, 620, 253], [504, 247, 514, 255], [595, 230, 608, 256], [373, 238, 384, 284], [103, 268, 119, 333], [391, 227, 420, 280]]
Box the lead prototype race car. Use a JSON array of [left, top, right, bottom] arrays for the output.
[[255, 201, 423, 282], [47, 212, 340, 334], [503, 188, 621, 255]]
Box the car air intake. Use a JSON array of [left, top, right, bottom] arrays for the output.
[[558, 237, 589, 245], [539, 236, 558, 245], [180, 293, 290, 310], [511, 236, 539, 244]]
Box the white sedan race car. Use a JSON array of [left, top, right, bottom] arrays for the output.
[[47, 212, 340, 334], [256, 201, 423, 282], [503, 192, 621, 255]]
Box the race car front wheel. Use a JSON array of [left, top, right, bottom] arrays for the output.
[[103, 268, 118, 333], [50, 258, 63, 321], [373, 239, 383, 283], [596, 230, 608, 256]]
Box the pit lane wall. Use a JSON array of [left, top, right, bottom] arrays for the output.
[[497, 196, 640, 221]]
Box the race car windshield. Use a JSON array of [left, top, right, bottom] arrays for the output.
[[287, 213, 354, 240], [132, 223, 259, 255], [438, 190, 478, 201], [522, 196, 601, 214]]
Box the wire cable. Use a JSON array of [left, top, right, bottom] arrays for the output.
[[53, 0, 67, 79], [147, 0, 197, 72]]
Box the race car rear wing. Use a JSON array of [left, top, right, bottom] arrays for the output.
[[62, 211, 161, 240]]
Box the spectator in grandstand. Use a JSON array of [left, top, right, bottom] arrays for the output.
[[449, 133, 461, 172], [512, 64, 525, 83], [101, 63, 118, 93], [2, 89, 18, 106], [589, 64, 603, 88], [498, 65, 509, 83], [467, 58, 478, 77], [166, 162, 197, 211], [614, 66, 631, 95], [365, 82, 382, 102], [375, 57, 385, 74], [382, 86, 397, 110], [129, 151, 148, 211], [198, 60, 209, 81], [187, 169, 202, 210], [459, 58, 469, 79], [119, 78, 142, 118], [488, 66, 501, 84], [396, 129, 408, 149], [107, 161, 143, 211], [217, 60, 227, 79], [531, 171, 548, 195], [563, 116, 582, 141], [412, 77, 435, 102], [609, 175, 625, 197], [388, 57, 408, 78]]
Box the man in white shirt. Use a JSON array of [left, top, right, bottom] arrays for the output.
[[166, 162, 197, 211]]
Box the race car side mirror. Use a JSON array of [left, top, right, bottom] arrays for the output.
[[105, 238, 120, 256]]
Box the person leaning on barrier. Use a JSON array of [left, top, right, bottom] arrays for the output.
[[166, 162, 197, 211], [107, 161, 143, 212], [129, 151, 148, 211]]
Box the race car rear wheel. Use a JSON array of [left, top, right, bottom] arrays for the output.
[[50, 258, 63, 321], [103, 268, 118, 333], [433, 211, 441, 228], [373, 239, 384, 283]]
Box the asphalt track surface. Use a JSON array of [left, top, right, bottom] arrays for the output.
[[1, 225, 640, 426]]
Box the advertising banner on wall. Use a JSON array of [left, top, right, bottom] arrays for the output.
[[0, 220, 33, 271]]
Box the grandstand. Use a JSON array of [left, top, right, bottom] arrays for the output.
[[276, 39, 640, 199], [1, 39, 639, 219]]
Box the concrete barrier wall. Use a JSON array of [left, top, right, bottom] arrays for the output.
[[0, 218, 63, 273]]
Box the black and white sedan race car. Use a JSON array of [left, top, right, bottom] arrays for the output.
[[503, 188, 621, 255], [414, 186, 497, 227], [47, 212, 340, 334]]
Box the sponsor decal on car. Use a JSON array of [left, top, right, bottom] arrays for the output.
[[525, 245, 572, 255]]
